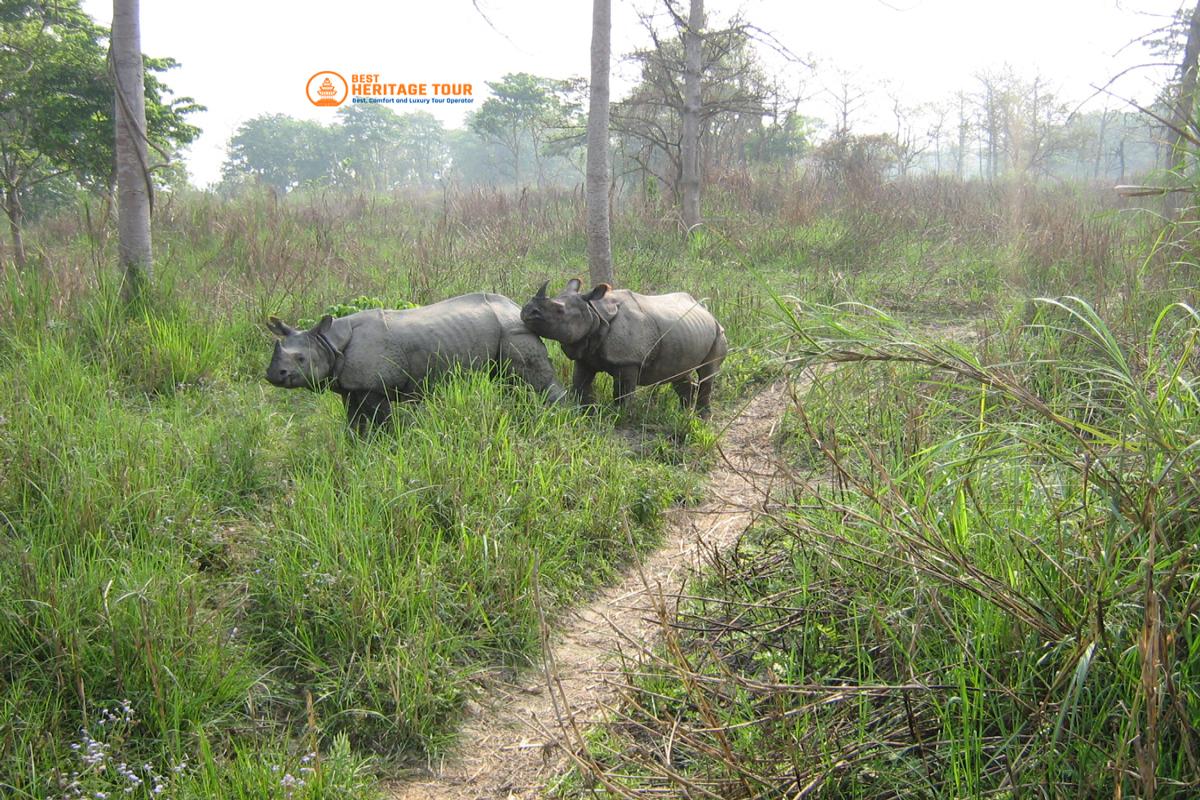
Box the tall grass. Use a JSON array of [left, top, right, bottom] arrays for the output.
[[9, 175, 1167, 326], [566, 296, 1199, 797], [0, 171, 1187, 796], [0, 263, 692, 796]]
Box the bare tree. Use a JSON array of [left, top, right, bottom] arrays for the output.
[[1093, 107, 1117, 179], [972, 68, 1070, 181], [586, 0, 613, 285], [1168, 1, 1200, 215], [611, 11, 776, 213], [886, 91, 930, 177], [826, 73, 868, 138], [975, 70, 1004, 181], [679, 0, 703, 235], [955, 90, 971, 179], [113, 0, 151, 302], [926, 101, 950, 175], [1004, 74, 1053, 177]]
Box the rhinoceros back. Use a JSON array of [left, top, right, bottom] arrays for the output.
[[337, 293, 511, 393], [608, 290, 723, 385]]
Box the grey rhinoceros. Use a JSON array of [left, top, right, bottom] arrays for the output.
[[520, 279, 727, 417], [266, 293, 567, 432]]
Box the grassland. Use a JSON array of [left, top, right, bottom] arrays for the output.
[[551, 182, 1199, 798], [0, 173, 1192, 798]]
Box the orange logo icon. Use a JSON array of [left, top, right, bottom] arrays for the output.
[[306, 71, 348, 107]]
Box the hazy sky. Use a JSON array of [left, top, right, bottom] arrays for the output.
[[79, 0, 1187, 187]]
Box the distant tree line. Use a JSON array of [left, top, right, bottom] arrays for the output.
[[217, 1, 1192, 209], [221, 107, 449, 194], [219, 52, 810, 199], [814, 73, 1162, 191], [220, 77, 585, 196], [221, 66, 1164, 207]]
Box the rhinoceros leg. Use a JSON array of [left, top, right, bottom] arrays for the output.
[[613, 366, 640, 408], [500, 333, 568, 404], [672, 378, 697, 409], [571, 361, 598, 406], [344, 390, 392, 433], [694, 331, 728, 419]]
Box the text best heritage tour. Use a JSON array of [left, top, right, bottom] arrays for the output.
[[352, 75, 472, 98]]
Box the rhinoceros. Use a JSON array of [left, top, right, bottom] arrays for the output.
[[266, 293, 567, 432], [520, 279, 726, 417]]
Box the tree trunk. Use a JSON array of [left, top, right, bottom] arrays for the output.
[[511, 122, 522, 189], [988, 100, 998, 182], [1168, 1, 1200, 216], [956, 92, 967, 180], [1093, 109, 1111, 179], [113, 0, 152, 303], [680, 0, 703, 235], [585, 0, 613, 286], [4, 188, 26, 270]]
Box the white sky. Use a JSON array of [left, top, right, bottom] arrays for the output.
[[80, 0, 1187, 187]]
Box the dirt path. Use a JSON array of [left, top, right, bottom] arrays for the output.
[[387, 379, 799, 800]]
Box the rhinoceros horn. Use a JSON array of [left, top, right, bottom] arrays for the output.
[[535, 280, 549, 299]]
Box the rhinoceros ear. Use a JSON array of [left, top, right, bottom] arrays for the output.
[[564, 278, 582, 294], [586, 283, 619, 322], [313, 315, 334, 335], [267, 316, 298, 337]]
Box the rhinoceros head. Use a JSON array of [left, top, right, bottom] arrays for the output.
[[521, 279, 618, 344], [265, 315, 341, 390]]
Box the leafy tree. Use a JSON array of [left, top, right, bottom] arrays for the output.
[[443, 127, 505, 186], [337, 105, 405, 190], [394, 111, 448, 187], [222, 109, 447, 193], [1, 0, 106, 268], [222, 115, 337, 193], [0, 0, 200, 269], [468, 72, 579, 188], [812, 132, 896, 192], [749, 109, 810, 165]]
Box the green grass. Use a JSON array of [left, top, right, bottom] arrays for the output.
[[566, 297, 1200, 798], [0, 281, 693, 797], [0, 174, 1189, 797]]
